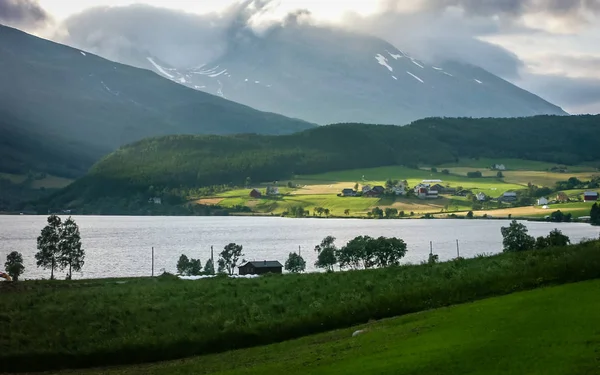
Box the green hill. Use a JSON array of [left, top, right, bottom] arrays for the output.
[[0, 24, 313, 179], [46, 115, 600, 210]]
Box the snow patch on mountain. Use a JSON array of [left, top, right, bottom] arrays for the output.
[[375, 54, 393, 72], [474, 79, 483, 84], [411, 59, 425, 69], [406, 71, 424, 83], [386, 50, 403, 60], [392, 75, 397, 80], [80, 51, 86, 56], [209, 69, 227, 78], [147, 57, 174, 79]]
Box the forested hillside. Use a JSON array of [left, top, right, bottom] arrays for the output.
[[45, 115, 600, 209]]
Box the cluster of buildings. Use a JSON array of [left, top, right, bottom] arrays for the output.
[[249, 186, 280, 198], [537, 191, 599, 206]]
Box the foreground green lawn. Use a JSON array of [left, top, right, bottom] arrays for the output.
[[47, 279, 600, 375], [3, 242, 600, 373]]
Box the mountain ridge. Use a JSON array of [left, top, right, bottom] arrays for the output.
[[0, 24, 314, 178], [121, 24, 568, 125]]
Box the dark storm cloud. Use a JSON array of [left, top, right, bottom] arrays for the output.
[[0, 0, 50, 29]]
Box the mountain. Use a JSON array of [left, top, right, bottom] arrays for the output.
[[130, 25, 567, 125], [45, 115, 600, 212], [0, 25, 314, 178]]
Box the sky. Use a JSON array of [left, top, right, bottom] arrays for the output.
[[2, 0, 600, 114]]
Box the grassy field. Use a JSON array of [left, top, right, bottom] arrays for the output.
[[191, 162, 598, 218], [201, 166, 524, 216], [2, 241, 600, 373], [45, 279, 600, 375], [469, 201, 597, 219], [437, 157, 599, 172]]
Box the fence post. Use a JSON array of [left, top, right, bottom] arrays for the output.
[[151, 247, 154, 277]]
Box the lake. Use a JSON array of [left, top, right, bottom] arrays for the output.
[[1, 216, 598, 280]]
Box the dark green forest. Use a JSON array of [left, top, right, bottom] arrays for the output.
[[45, 115, 600, 210]]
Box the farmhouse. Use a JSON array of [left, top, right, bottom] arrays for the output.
[[148, 197, 162, 204], [556, 192, 569, 203], [249, 189, 262, 198], [392, 186, 406, 196], [476, 192, 487, 202], [362, 185, 372, 193], [341, 188, 357, 197], [537, 197, 549, 206], [584, 191, 599, 201], [238, 260, 283, 275], [364, 186, 385, 197], [266, 186, 280, 195], [492, 164, 506, 171]]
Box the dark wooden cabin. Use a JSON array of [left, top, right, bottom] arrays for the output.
[[238, 260, 283, 275]]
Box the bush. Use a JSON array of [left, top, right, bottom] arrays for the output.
[[467, 171, 483, 178]]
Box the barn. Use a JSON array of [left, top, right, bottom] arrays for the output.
[[238, 260, 283, 275]]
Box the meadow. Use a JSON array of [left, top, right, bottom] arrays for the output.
[[46, 279, 600, 375], [196, 161, 599, 218], [2, 240, 600, 372]]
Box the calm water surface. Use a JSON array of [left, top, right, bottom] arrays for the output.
[[1, 216, 598, 280]]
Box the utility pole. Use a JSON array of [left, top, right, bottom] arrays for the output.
[[299, 245, 301, 256], [430, 241, 433, 255], [456, 239, 460, 258], [151, 247, 154, 277]]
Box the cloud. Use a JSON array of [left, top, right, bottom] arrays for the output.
[[0, 0, 51, 29], [518, 73, 600, 114]]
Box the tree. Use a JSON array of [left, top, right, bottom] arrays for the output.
[[338, 235, 376, 270], [58, 217, 85, 279], [441, 169, 450, 175], [546, 229, 571, 247], [217, 259, 226, 274], [385, 179, 394, 190], [372, 237, 408, 267], [501, 220, 535, 252], [431, 167, 438, 173], [428, 252, 439, 265], [177, 254, 191, 275], [314, 236, 337, 272], [188, 258, 203, 275], [219, 243, 244, 275], [245, 177, 252, 188], [323, 208, 330, 217], [354, 183, 359, 191], [35, 215, 62, 280], [285, 252, 306, 273], [344, 209, 350, 216], [534, 236, 549, 250], [590, 203, 600, 226], [385, 207, 398, 218], [5, 251, 24, 281], [467, 171, 483, 178], [466, 211, 474, 219], [497, 171, 504, 178], [314, 207, 324, 217], [371, 207, 384, 219], [204, 258, 215, 274]]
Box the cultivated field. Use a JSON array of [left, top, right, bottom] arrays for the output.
[[195, 160, 599, 218]]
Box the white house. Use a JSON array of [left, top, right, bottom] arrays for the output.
[[475, 192, 487, 202], [492, 164, 507, 171], [537, 197, 549, 206], [392, 186, 406, 196], [149, 197, 162, 204], [362, 185, 372, 193], [266, 186, 280, 195]]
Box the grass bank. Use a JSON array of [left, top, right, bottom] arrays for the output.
[[2, 241, 600, 372], [46, 279, 600, 375]]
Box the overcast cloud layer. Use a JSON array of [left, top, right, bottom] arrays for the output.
[[3, 0, 600, 114]]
